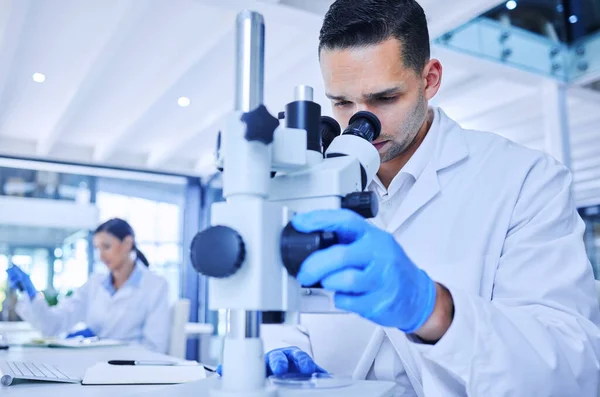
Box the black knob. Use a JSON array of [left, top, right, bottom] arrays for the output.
[[342, 191, 379, 219], [280, 222, 338, 278], [190, 226, 245, 278], [240, 104, 279, 145]]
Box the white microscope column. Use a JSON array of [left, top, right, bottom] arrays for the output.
[[210, 10, 277, 397]]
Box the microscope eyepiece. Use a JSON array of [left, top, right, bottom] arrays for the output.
[[343, 111, 381, 143], [320, 116, 341, 153]]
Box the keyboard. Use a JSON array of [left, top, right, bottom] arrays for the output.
[[0, 360, 81, 386]]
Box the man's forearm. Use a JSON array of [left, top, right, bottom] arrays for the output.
[[415, 282, 454, 343]]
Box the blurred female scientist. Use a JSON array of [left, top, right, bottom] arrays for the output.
[[6, 218, 170, 353]]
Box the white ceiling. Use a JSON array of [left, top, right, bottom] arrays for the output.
[[0, 0, 599, 206]]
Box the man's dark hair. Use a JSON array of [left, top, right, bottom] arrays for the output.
[[319, 0, 430, 73]]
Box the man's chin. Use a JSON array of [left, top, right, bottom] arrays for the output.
[[379, 151, 394, 163]]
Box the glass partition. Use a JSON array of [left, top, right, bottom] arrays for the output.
[[436, 0, 600, 83], [436, 17, 570, 81], [569, 31, 600, 81], [0, 166, 92, 203]]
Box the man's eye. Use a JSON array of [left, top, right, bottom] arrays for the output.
[[377, 96, 397, 103], [334, 101, 351, 108]]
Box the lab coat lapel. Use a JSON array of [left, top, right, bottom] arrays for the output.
[[385, 111, 468, 234], [385, 164, 440, 234]]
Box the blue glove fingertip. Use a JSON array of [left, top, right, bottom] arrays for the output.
[[295, 270, 310, 287], [290, 214, 314, 233], [216, 365, 222, 376], [268, 351, 289, 376], [294, 352, 316, 374]]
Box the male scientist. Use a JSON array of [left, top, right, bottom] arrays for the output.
[[261, 0, 600, 395]]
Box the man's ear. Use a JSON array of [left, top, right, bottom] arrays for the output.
[[422, 59, 443, 101]]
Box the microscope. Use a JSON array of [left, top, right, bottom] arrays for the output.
[[187, 10, 397, 397]]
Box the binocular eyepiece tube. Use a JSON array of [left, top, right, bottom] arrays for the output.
[[321, 111, 382, 153]]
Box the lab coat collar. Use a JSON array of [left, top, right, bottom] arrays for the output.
[[103, 261, 144, 296], [376, 108, 469, 233], [370, 107, 440, 198], [432, 108, 469, 172]]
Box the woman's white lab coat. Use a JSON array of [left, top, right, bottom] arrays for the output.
[[16, 262, 170, 353], [263, 108, 600, 396]]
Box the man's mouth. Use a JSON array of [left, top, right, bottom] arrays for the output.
[[373, 141, 388, 150]]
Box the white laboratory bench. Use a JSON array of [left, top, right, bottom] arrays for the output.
[[0, 321, 214, 335], [0, 321, 216, 397], [0, 345, 194, 397], [0, 322, 214, 346], [0, 341, 397, 397], [0, 323, 397, 397]]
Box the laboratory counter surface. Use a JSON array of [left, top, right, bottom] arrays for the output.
[[0, 345, 187, 397], [0, 321, 214, 337], [0, 345, 398, 397]]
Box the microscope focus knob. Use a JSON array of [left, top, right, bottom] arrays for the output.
[[280, 223, 338, 278], [190, 226, 245, 278], [241, 104, 279, 145], [342, 191, 379, 219]]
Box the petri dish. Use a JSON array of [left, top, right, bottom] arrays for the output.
[[269, 373, 353, 389]]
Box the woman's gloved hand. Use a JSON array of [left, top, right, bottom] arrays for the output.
[[66, 328, 96, 339], [6, 265, 37, 300], [216, 346, 327, 376], [292, 209, 437, 334]]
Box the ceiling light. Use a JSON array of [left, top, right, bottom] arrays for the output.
[[505, 1, 517, 10], [32, 72, 46, 83], [178, 97, 191, 107], [569, 15, 578, 24]]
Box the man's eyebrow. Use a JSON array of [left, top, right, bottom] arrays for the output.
[[364, 86, 404, 100], [326, 93, 347, 101], [326, 86, 406, 101]]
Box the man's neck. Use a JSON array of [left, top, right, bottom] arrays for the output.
[[377, 109, 434, 189]]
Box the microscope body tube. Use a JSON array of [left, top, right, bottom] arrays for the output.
[[285, 85, 323, 167]]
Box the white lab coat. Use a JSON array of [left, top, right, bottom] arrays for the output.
[[264, 108, 600, 396], [16, 262, 171, 353]]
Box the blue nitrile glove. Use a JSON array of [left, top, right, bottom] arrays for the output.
[[216, 346, 327, 376], [6, 265, 37, 300], [66, 328, 96, 339], [292, 209, 437, 334]]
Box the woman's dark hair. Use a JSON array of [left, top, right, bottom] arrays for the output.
[[319, 0, 430, 73], [94, 218, 150, 267]]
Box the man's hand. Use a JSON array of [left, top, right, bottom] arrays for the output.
[[216, 346, 327, 376], [292, 209, 453, 340]]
